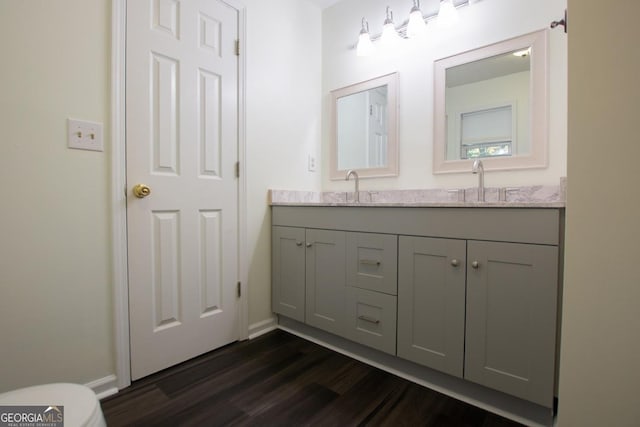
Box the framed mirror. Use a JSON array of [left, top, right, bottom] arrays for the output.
[[330, 73, 398, 179], [433, 30, 548, 173]]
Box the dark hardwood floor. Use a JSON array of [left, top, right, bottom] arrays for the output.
[[101, 330, 523, 426]]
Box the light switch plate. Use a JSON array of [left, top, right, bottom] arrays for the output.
[[67, 118, 104, 152], [308, 155, 317, 172]]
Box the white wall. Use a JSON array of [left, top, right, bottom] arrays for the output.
[[0, 1, 113, 392], [558, 1, 640, 425], [322, 0, 567, 191], [245, 0, 322, 326]]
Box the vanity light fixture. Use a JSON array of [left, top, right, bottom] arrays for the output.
[[407, 0, 427, 39], [437, 0, 460, 29], [356, 18, 374, 57], [355, 1, 468, 56], [380, 7, 402, 49]]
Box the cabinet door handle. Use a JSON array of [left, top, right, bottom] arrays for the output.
[[296, 241, 303, 247], [358, 315, 380, 324], [306, 242, 313, 248], [360, 259, 381, 266], [471, 261, 480, 269], [451, 259, 459, 267]]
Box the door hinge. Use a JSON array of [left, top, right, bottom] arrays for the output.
[[235, 161, 240, 178], [237, 281, 241, 298], [235, 40, 240, 56]]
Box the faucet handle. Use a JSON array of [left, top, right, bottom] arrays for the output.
[[448, 188, 466, 202], [499, 187, 519, 202]]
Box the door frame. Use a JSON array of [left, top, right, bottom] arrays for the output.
[[110, 0, 248, 390]]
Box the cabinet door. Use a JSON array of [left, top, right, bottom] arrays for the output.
[[345, 287, 397, 355], [271, 226, 306, 322], [346, 232, 398, 295], [397, 236, 466, 378], [465, 240, 558, 407], [305, 229, 346, 336]]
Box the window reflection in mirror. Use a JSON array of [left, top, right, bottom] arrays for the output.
[[434, 30, 548, 174], [446, 49, 530, 160], [331, 73, 398, 179]]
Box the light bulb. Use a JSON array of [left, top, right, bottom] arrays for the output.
[[437, 0, 460, 29], [357, 32, 374, 56], [407, 1, 427, 39], [356, 17, 374, 57], [380, 7, 401, 51]]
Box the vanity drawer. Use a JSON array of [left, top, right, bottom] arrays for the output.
[[346, 232, 398, 295], [345, 287, 397, 355]]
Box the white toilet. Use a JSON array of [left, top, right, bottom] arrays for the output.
[[0, 383, 106, 427]]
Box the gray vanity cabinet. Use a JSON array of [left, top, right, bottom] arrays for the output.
[[271, 226, 347, 334], [271, 205, 562, 409], [397, 236, 466, 378], [465, 240, 558, 407], [272, 226, 306, 322], [346, 232, 397, 294], [397, 237, 559, 407], [273, 226, 398, 344], [304, 229, 347, 336], [345, 287, 397, 355], [345, 232, 398, 355]]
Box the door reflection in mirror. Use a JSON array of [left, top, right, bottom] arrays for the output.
[[337, 85, 388, 170], [330, 72, 398, 180]]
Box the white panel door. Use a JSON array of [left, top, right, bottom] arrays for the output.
[[126, 0, 240, 380], [368, 87, 387, 168]]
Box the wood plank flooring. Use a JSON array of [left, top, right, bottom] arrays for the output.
[[101, 330, 523, 426]]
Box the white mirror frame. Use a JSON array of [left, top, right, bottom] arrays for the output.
[[433, 30, 549, 174], [330, 72, 399, 180]]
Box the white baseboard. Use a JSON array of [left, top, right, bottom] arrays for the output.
[[248, 317, 277, 339], [85, 375, 119, 400]]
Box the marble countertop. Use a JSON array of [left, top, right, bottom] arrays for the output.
[[269, 180, 566, 208]]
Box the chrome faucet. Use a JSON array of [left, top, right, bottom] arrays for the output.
[[472, 159, 485, 202], [345, 169, 360, 203]]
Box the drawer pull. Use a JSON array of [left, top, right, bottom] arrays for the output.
[[358, 315, 380, 324], [471, 261, 480, 269], [360, 259, 381, 266], [451, 259, 459, 267], [296, 241, 303, 247], [306, 242, 313, 248]]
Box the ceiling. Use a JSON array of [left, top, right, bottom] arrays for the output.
[[447, 50, 531, 87]]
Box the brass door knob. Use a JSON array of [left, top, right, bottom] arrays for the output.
[[133, 184, 151, 198]]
